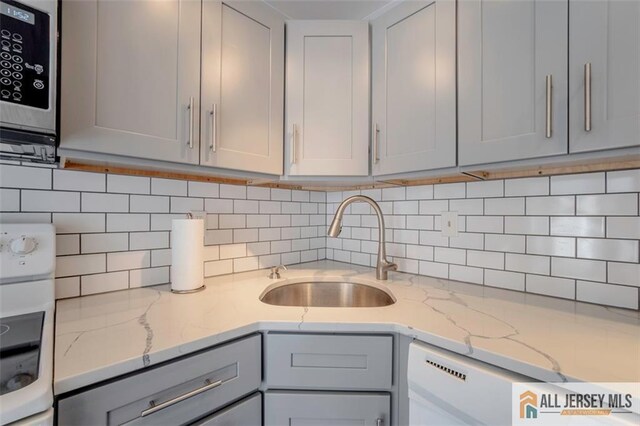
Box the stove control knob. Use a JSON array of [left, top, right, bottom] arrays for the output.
[[10, 236, 36, 255]]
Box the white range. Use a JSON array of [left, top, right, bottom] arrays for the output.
[[0, 223, 55, 425]]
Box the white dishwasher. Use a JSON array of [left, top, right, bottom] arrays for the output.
[[408, 341, 529, 425]]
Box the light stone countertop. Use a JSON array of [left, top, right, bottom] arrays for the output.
[[54, 261, 640, 395]]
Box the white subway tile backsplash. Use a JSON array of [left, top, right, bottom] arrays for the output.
[[171, 197, 204, 213], [107, 250, 150, 271], [82, 193, 129, 212], [150, 213, 186, 231], [467, 250, 504, 270], [406, 245, 434, 261], [247, 186, 271, 200], [56, 254, 106, 278], [130, 267, 170, 288], [56, 234, 79, 256], [550, 173, 605, 195], [526, 275, 575, 299], [577, 194, 638, 216], [607, 169, 640, 193], [449, 232, 484, 250], [466, 180, 503, 198], [81, 271, 128, 295], [484, 269, 525, 291], [22, 190, 79, 212], [434, 183, 465, 199], [485, 234, 526, 253], [419, 200, 449, 215], [130, 232, 169, 250], [450, 199, 484, 215], [505, 177, 549, 196], [549, 217, 605, 237], [406, 185, 433, 200], [107, 175, 150, 194], [505, 216, 548, 235], [551, 257, 606, 282], [54, 170, 105, 192], [151, 249, 172, 267], [485, 198, 524, 215], [107, 214, 149, 232], [205, 198, 233, 213], [419, 261, 448, 279], [0, 164, 51, 189], [204, 259, 233, 277], [55, 277, 80, 299], [526, 196, 574, 216], [271, 188, 291, 201], [434, 247, 466, 265], [259, 227, 280, 241], [382, 186, 406, 201], [450, 265, 483, 284], [234, 228, 259, 243], [0, 188, 19, 211], [260, 201, 281, 214], [505, 253, 549, 275], [576, 281, 638, 310], [53, 213, 105, 234], [394, 229, 419, 244], [467, 216, 503, 234], [608, 262, 640, 287], [220, 214, 246, 229], [234, 200, 260, 214], [130, 195, 169, 213], [577, 238, 639, 263], [420, 230, 449, 247], [606, 217, 640, 239], [0, 212, 51, 224], [188, 181, 219, 198], [205, 230, 233, 245], [527, 236, 575, 257], [394, 201, 419, 215], [220, 184, 246, 199], [151, 178, 187, 196]]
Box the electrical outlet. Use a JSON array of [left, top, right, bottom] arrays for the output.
[[190, 210, 207, 226], [441, 211, 459, 237]]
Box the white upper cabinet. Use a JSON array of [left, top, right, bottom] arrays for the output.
[[201, 1, 284, 175], [285, 20, 370, 176], [61, 0, 201, 164], [458, 0, 569, 166], [569, 0, 640, 153], [371, 0, 456, 176]]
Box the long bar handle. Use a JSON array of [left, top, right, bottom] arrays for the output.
[[376, 418, 383, 426], [141, 379, 223, 417], [210, 103, 217, 152], [373, 123, 380, 164], [584, 63, 591, 132], [291, 124, 297, 165], [545, 75, 552, 139], [187, 97, 194, 148]]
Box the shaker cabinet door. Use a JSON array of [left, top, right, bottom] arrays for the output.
[[458, 0, 568, 166], [200, 0, 284, 175], [371, 0, 456, 176], [285, 20, 370, 176], [60, 0, 201, 164], [569, 0, 640, 153]]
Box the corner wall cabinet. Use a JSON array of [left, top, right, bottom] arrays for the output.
[[371, 0, 456, 176], [285, 20, 370, 177], [61, 0, 284, 175], [569, 0, 640, 153], [458, 0, 569, 166]]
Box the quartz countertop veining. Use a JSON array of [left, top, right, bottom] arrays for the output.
[[54, 261, 640, 395]]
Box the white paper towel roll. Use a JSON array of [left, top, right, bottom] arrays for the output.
[[171, 218, 204, 293]]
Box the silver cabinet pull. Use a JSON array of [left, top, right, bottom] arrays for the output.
[[187, 97, 194, 149], [373, 123, 380, 164], [584, 63, 591, 132], [141, 379, 223, 418], [210, 103, 217, 152], [376, 418, 383, 426], [291, 124, 297, 165], [545, 75, 552, 138]]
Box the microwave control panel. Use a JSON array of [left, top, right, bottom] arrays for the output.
[[0, 0, 49, 109]]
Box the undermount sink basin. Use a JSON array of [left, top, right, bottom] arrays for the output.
[[260, 281, 395, 308]]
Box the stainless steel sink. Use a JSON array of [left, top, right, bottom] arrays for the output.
[[260, 281, 395, 308]]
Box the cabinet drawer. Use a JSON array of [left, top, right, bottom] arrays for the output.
[[58, 334, 261, 426], [193, 392, 261, 426], [265, 391, 390, 426], [264, 333, 393, 390]]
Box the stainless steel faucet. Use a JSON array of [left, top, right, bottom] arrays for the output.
[[328, 195, 397, 280], [268, 264, 287, 279]]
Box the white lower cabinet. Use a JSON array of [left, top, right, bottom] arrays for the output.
[[56, 335, 261, 425], [265, 391, 391, 426]]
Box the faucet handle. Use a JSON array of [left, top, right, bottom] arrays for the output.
[[268, 264, 287, 279]]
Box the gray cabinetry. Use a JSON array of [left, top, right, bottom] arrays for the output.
[[57, 335, 261, 425], [265, 391, 390, 426], [192, 392, 261, 426], [458, 0, 569, 165], [569, 0, 640, 153], [60, 0, 202, 165], [371, 0, 456, 176], [264, 333, 393, 390]]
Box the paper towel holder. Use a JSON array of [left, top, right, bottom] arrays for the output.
[[171, 212, 206, 294]]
